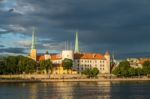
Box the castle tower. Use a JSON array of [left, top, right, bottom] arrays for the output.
[[104, 51, 110, 73], [30, 29, 37, 61], [74, 32, 80, 53]]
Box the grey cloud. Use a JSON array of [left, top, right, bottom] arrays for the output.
[[0, 47, 25, 54], [0, 0, 150, 58]]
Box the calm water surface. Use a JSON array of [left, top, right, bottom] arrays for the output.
[[0, 81, 150, 99]]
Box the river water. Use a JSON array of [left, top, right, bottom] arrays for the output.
[[0, 81, 150, 99]]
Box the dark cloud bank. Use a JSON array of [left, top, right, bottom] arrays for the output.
[[1, 0, 150, 59]]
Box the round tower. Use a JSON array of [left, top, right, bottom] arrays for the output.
[[104, 51, 110, 73], [62, 50, 74, 60], [44, 51, 51, 60]]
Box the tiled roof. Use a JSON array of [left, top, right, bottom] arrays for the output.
[[37, 55, 45, 61], [74, 53, 106, 60], [37, 53, 106, 61], [37, 54, 61, 61], [139, 58, 150, 64], [51, 54, 61, 60]]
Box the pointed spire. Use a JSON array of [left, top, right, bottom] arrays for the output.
[[74, 32, 80, 53], [31, 28, 36, 49]]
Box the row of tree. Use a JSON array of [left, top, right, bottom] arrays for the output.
[[0, 56, 74, 75], [112, 61, 150, 77], [0, 56, 53, 74], [0, 55, 100, 77], [83, 68, 99, 78]]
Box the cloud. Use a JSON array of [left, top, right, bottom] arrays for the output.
[[0, 45, 5, 47], [0, 0, 150, 58], [0, 47, 25, 54], [15, 40, 31, 48]]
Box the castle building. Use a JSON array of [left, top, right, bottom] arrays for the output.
[[29, 30, 111, 74]]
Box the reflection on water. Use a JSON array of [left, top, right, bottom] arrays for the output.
[[0, 81, 150, 99]]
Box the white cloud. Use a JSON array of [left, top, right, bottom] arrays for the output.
[[8, 24, 26, 32], [13, 2, 35, 15], [43, 42, 67, 51], [15, 40, 31, 48], [0, 28, 7, 32]]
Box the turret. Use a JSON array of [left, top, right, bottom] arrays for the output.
[[104, 51, 110, 73], [44, 51, 51, 60]]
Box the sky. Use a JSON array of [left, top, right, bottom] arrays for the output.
[[0, 0, 150, 59]]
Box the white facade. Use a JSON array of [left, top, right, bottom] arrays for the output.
[[73, 59, 109, 73], [61, 50, 74, 60], [44, 50, 111, 74]]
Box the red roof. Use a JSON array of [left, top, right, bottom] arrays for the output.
[[51, 54, 61, 60], [37, 54, 61, 61], [74, 53, 106, 60], [37, 53, 106, 61], [37, 56, 45, 61]]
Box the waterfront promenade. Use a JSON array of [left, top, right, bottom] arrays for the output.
[[0, 74, 150, 83]]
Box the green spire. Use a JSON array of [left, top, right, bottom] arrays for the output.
[[31, 28, 36, 49], [74, 32, 80, 53]]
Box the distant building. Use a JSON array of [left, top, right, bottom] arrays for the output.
[[29, 30, 111, 74], [127, 58, 142, 68]]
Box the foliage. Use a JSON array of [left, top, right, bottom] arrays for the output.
[[0, 56, 36, 74], [112, 60, 150, 77], [62, 58, 73, 70], [83, 67, 99, 78], [142, 61, 150, 75], [112, 61, 131, 77], [39, 59, 52, 73]]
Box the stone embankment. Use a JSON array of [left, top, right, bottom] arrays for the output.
[[0, 74, 150, 83]]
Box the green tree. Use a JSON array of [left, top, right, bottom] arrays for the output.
[[62, 58, 73, 73], [128, 67, 136, 77], [143, 61, 150, 75], [83, 68, 99, 78], [92, 67, 99, 77], [0, 55, 37, 74], [135, 68, 143, 76], [112, 61, 131, 77], [39, 59, 52, 74]]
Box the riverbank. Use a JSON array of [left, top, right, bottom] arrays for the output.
[[0, 78, 150, 83]]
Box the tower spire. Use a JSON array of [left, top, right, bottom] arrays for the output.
[[31, 28, 36, 49], [74, 32, 80, 53], [30, 28, 37, 61]]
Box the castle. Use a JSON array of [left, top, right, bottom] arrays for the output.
[[29, 30, 110, 74]]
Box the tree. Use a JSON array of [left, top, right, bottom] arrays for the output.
[[112, 61, 131, 77], [92, 67, 99, 77], [62, 58, 73, 73], [135, 68, 143, 77], [128, 67, 136, 77], [39, 59, 52, 74], [143, 61, 150, 75], [83, 68, 99, 78], [0, 55, 37, 74]]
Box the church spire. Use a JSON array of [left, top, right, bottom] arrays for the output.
[[74, 32, 80, 53], [30, 28, 37, 61], [31, 28, 36, 49]]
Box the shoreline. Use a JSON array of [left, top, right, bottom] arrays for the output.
[[0, 78, 150, 83]]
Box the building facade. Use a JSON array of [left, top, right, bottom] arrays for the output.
[[29, 31, 111, 74]]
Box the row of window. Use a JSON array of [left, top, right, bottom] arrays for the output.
[[76, 67, 105, 71], [76, 64, 105, 67], [75, 60, 105, 63]]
